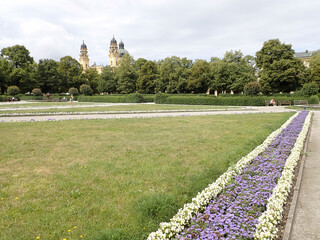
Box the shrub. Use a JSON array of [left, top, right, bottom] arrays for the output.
[[155, 93, 169, 104], [32, 88, 42, 96], [308, 95, 319, 104], [124, 93, 144, 103], [7, 86, 20, 96], [244, 82, 261, 96], [301, 82, 319, 96], [68, 87, 79, 96], [80, 84, 93, 96]]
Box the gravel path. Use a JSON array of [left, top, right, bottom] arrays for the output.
[[0, 106, 295, 122]]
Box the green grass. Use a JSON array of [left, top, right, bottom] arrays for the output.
[[0, 112, 294, 239], [0, 103, 238, 114]]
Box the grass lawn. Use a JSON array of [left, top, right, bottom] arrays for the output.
[[0, 112, 294, 239], [0, 103, 239, 114]]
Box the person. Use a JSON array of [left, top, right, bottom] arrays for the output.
[[70, 94, 74, 106], [270, 99, 276, 106]]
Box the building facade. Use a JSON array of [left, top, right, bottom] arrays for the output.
[[108, 36, 127, 68], [294, 50, 315, 68], [79, 37, 127, 73]]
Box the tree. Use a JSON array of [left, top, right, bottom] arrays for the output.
[[116, 54, 137, 94], [1, 45, 37, 92], [83, 68, 100, 93], [0, 57, 13, 93], [136, 60, 159, 94], [58, 56, 84, 92], [159, 56, 192, 93], [36, 59, 61, 93], [209, 51, 256, 94], [98, 66, 117, 94], [310, 50, 320, 86], [187, 59, 210, 93], [256, 39, 307, 93]]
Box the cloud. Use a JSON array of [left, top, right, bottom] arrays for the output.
[[1, 0, 320, 65]]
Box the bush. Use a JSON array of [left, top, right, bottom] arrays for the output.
[[308, 95, 319, 104], [124, 93, 144, 103], [80, 84, 93, 96], [32, 88, 42, 96], [301, 82, 319, 96], [68, 87, 79, 96], [155, 93, 169, 104], [7, 86, 20, 96], [244, 82, 261, 96]]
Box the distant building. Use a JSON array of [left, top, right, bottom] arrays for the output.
[[79, 37, 128, 73], [294, 50, 315, 67], [108, 36, 128, 68]]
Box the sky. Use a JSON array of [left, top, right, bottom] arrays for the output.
[[0, 0, 319, 66]]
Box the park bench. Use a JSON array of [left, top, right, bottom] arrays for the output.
[[278, 100, 291, 106], [294, 100, 308, 105]]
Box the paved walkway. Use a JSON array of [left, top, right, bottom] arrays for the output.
[[0, 106, 294, 122], [289, 111, 320, 240]]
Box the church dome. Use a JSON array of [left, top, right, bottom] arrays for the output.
[[81, 41, 87, 50], [110, 36, 117, 45], [119, 40, 124, 49]]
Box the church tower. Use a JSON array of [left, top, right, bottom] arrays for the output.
[[109, 36, 120, 68], [79, 41, 89, 71]]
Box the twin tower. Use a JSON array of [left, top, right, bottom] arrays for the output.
[[79, 36, 127, 73]]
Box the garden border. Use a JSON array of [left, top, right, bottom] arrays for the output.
[[282, 113, 313, 240], [147, 112, 300, 240]]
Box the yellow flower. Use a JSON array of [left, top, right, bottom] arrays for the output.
[[80, 235, 83, 238], [16, 197, 19, 200], [68, 229, 71, 232], [36, 237, 40, 239], [74, 226, 77, 229]]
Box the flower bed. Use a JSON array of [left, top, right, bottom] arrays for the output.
[[147, 111, 311, 240], [0, 108, 240, 117]]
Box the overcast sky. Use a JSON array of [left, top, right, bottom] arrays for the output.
[[1, 0, 319, 66]]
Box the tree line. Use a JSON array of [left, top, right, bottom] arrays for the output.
[[0, 39, 319, 95]]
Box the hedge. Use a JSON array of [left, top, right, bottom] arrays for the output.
[[154, 94, 310, 106], [77, 94, 154, 103]]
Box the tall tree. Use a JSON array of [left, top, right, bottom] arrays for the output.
[[0, 57, 13, 93], [98, 66, 117, 94], [83, 68, 100, 93], [256, 39, 307, 93], [187, 59, 210, 93], [159, 56, 192, 93], [36, 59, 61, 93], [136, 60, 159, 94], [1, 45, 37, 92], [116, 54, 137, 94], [58, 56, 84, 92], [310, 50, 320, 86]]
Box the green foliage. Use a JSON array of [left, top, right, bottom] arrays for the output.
[[187, 59, 210, 93], [58, 56, 84, 92], [310, 50, 320, 85], [116, 54, 137, 94], [124, 93, 144, 103], [68, 87, 79, 96], [244, 81, 261, 96], [301, 82, 319, 96], [36, 59, 61, 93], [136, 60, 158, 94], [1, 45, 37, 93], [308, 95, 319, 104], [256, 39, 307, 93], [83, 68, 100, 93], [154, 93, 169, 103], [7, 85, 21, 95], [31, 88, 42, 96], [80, 84, 93, 96], [98, 67, 117, 94]]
